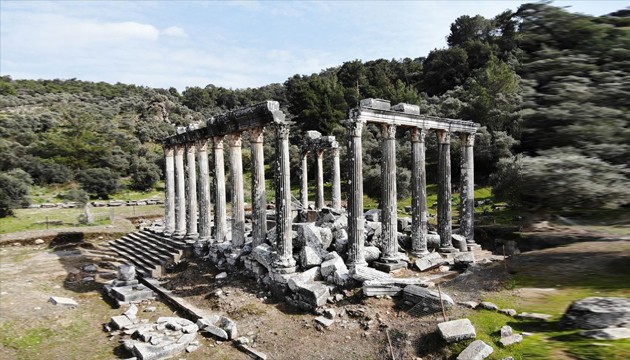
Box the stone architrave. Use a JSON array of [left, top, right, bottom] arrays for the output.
[[227, 133, 245, 248], [300, 150, 309, 210], [212, 136, 228, 243], [273, 121, 296, 273], [163, 146, 176, 236], [173, 144, 187, 238], [331, 145, 341, 211], [185, 142, 199, 240], [345, 116, 367, 268], [379, 123, 400, 263], [410, 128, 429, 256], [460, 132, 476, 245], [196, 138, 211, 242], [436, 130, 456, 252], [249, 126, 267, 247], [315, 149, 325, 210]]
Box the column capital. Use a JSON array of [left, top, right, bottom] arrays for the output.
[[249, 126, 265, 143], [380, 123, 397, 139], [174, 143, 185, 155], [196, 138, 209, 152], [164, 146, 174, 157], [436, 129, 451, 144], [186, 142, 196, 154], [460, 132, 475, 147], [212, 136, 224, 149], [344, 119, 366, 137], [410, 127, 426, 143], [226, 132, 242, 147], [316, 148, 325, 157], [275, 121, 291, 139]]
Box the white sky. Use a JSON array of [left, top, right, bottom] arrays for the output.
[[0, 1, 625, 91]]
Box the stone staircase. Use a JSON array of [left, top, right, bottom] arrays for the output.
[[109, 230, 187, 278]]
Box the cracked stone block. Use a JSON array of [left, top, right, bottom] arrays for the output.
[[219, 316, 238, 339], [454, 252, 475, 268], [321, 252, 347, 278], [516, 312, 552, 321], [351, 266, 393, 283], [48, 296, 78, 308], [315, 316, 335, 328], [403, 285, 454, 313], [118, 264, 136, 281], [499, 334, 523, 346], [252, 244, 274, 271], [364, 209, 381, 222], [456, 340, 493, 360], [580, 327, 630, 340], [479, 302, 499, 311], [438, 318, 476, 343], [294, 281, 330, 310], [288, 267, 322, 292], [110, 315, 134, 330], [300, 246, 323, 269], [500, 325, 513, 337], [498, 308, 517, 317], [414, 252, 444, 271], [364, 246, 381, 262], [560, 297, 630, 330]]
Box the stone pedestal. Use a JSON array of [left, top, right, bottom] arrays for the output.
[[250, 127, 267, 248], [345, 118, 367, 268], [315, 149, 325, 210], [213, 136, 227, 243], [185, 143, 198, 240], [196, 139, 211, 242], [173, 145, 187, 238], [436, 130, 456, 252], [379, 124, 401, 264], [410, 128, 429, 256], [331, 146, 341, 211], [227, 133, 245, 248], [460, 133, 476, 245], [163, 146, 175, 236], [300, 150, 308, 209], [273, 121, 296, 273]]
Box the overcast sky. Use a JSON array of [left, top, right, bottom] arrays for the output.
[[1, 1, 625, 91]]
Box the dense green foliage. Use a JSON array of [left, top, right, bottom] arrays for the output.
[[0, 3, 628, 216]]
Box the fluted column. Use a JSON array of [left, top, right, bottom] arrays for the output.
[[345, 118, 367, 268], [196, 138, 211, 242], [315, 149, 325, 209], [250, 127, 267, 248], [274, 121, 296, 273], [185, 143, 199, 239], [227, 133, 245, 248], [173, 144, 187, 238], [163, 146, 175, 236], [331, 145, 341, 211], [437, 130, 456, 252], [460, 132, 476, 246], [411, 128, 429, 255], [380, 124, 399, 262], [213, 136, 227, 243], [300, 150, 309, 210]]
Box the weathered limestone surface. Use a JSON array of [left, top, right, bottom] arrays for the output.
[[213, 136, 227, 243], [48, 296, 79, 308], [403, 285, 454, 312], [580, 327, 630, 340], [315, 149, 325, 210], [351, 266, 393, 283], [459, 133, 476, 244], [410, 128, 429, 255], [196, 139, 211, 242], [300, 150, 309, 209], [457, 340, 493, 360], [163, 146, 175, 235], [331, 146, 341, 210], [560, 297, 630, 329], [273, 121, 296, 272], [436, 130, 454, 251], [249, 127, 267, 247], [173, 145, 187, 238], [415, 252, 445, 271], [438, 318, 476, 343], [185, 143, 198, 239], [380, 124, 399, 263], [228, 133, 245, 248]]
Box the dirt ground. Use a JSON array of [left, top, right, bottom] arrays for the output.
[[0, 232, 628, 360]]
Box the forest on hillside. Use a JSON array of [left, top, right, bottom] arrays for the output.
[[0, 3, 628, 217]]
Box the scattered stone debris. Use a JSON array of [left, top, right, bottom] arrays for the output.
[[404, 285, 454, 314], [457, 339, 493, 360], [48, 296, 78, 308], [34, 239, 45, 245], [560, 297, 630, 330], [458, 301, 479, 309], [500, 334, 523, 347], [498, 308, 517, 317], [516, 312, 552, 321], [438, 318, 476, 343], [104, 265, 155, 307], [478, 301, 499, 311]]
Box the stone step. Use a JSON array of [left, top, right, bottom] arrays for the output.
[[108, 241, 162, 277], [125, 233, 180, 262], [131, 232, 184, 262], [110, 237, 172, 265], [140, 230, 188, 251]]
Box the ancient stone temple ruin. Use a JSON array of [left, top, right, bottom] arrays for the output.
[[113, 98, 480, 309]]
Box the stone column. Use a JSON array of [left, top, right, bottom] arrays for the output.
[[345, 118, 367, 268], [163, 146, 176, 236], [173, 144, 187, 238], [410, 128, 429, 256], [227, 133, 245, 248], [273, 121, 296, 273], [300, 150, 309, 210], [436, 130, 456, 252], [213, 136, 228, 243], [250, 127, 267, 248], [460, 132, 476, 246], [196, 138, 211, 242], [378, 124, 403, 269], [331, 145, 342, 211], [185, 142, 199, 240], [315, 149, 325, 209]]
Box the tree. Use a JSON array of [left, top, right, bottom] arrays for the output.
[[0, 172, 30, 217], [76, 168, 120, 199], [130, 157, 162, 191]]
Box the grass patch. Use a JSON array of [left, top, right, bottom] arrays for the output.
[[231, 301, 268, 320], [0, 322, 54, 351]]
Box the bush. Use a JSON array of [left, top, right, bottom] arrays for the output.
[[130, 157, 161, 191], [0, 173, 30, 217], [76, 168, 120, 199]]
